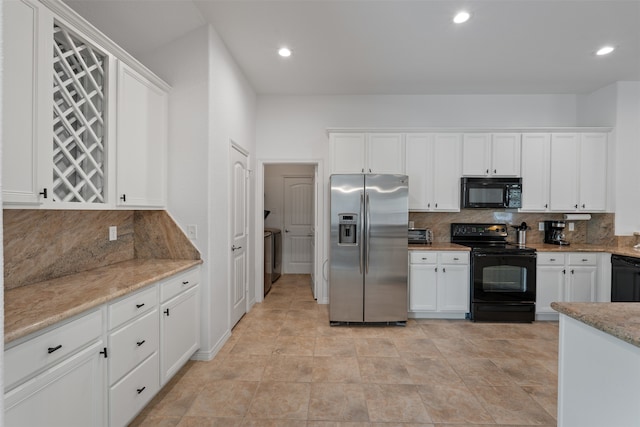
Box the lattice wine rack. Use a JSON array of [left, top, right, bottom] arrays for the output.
[[52, 23, 105, 203]]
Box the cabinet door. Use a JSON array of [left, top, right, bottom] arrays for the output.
[[549, 133, 579, 211], [2, 0, 49, 204], [409, 263, 438, 311], [160, 285, 200, 385], [520, 133, 551, 211], [330, 133, 366, 174], [5, 341, 106, 427], [578, 133, 607, 211], [491, 133, 521, 176], [405, 134, 432, 210], [462, 133, 491, 176], [116, 62, 167, 207], [536, 265, 565, 313], [432, 134, 462, 211], [366, 133, 404, 174], [437, 264, 469, 312], [566, 266, 597, 302]]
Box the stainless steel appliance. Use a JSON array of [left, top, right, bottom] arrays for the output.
[[544, 220, 570, 245], [330, 174, 409, 324], [611, 254, 640, 302], [264, 231, 272, 295], [451, 223, 537, 322], [265, 228, 282, 282], [409, 228, 432, 245], [461, 177, 522, 209]]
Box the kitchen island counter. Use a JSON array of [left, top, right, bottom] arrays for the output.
[[5, 258, 202, 344], [408, 243, 470, 251], [528, 242, 640, 258]]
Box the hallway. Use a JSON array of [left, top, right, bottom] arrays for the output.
[[132, 274, 558, 426]]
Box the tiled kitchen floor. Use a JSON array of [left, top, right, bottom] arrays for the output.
[[131, 274, 559, 426]]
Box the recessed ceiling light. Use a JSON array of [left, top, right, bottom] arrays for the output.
[[278, 47, 292, 58], [453, 11, 471, 24], [596, 46, 615, 56]]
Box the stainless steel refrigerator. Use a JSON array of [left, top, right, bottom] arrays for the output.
[[329, 174, 409, 324]]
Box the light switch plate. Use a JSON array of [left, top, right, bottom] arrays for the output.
[[538, 222, 544, 231], [569, 222, 575, 231], [187, 224, 198, 240], [109, 226, 117, 241]]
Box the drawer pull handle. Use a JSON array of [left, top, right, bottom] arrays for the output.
[[182, 281, 189, 285], [582, 259, 588, 262], [421, 257, 427, 260], [136, 303, 145, 309], [550, 258, 556, 261], [48, 345, 62, 354], [164, 308, 170, 316], [137, 387, 146, 394], [136, 340, 146, 347], [453, 257, 459, 261]]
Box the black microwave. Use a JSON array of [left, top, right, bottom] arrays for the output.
[[461, 177, 522, 209]]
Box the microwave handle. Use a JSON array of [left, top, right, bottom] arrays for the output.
[[504, 187, 510, 207]]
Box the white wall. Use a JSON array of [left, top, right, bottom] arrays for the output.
[[141, 24, 257, 358], [577, 81, 640, 235]]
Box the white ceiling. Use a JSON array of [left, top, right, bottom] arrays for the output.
[[63, 0, 640, 95]]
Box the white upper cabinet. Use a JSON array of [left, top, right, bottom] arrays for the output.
[[578, 133, 608, 211], [405, 133, 461, 211], [2, 0, 50, 204], [521, 133, 551, 211], [330, 133, 404, 174], [549, 133, 607, 212], [462, 133, 521, 177], [116, 62, 168, 207]]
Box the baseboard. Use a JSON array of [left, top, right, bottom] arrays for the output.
[[191, 329, 232, 361]]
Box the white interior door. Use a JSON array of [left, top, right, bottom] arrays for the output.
[[230, 146, 248, 327], [283, 176, 314, 274]]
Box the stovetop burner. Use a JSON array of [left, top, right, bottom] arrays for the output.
[[450, 223, 536, 254]]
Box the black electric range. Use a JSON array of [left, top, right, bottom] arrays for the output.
[[451, 223, 537, 322]]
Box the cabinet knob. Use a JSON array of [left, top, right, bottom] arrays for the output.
[[136, 303, 145, 309], [443, 267, 446, 273], [571, 269, 575, 274], [39, 188, 48, 199], [164, 308, 170, 316], [120, 194, 127, 202], [136, 340, 146, 347], [493, 169, 497, 174], [545, 204, 548, 208], [563, 269, 566, 274], [582, 204, 586, 209], [427, 203, 430, 208], [137, 387, 146, 394], [435, 203, 438, 208], [435, 267, 438, 272], [574, 204, 578, 209], [486, 169, 489, 174]]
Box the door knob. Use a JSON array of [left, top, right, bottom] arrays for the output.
[[285, 229, 290, 233]]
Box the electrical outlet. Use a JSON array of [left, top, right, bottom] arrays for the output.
[[569, 222, 575, 231], [538, 222, 545, 231], [109, 226, 117, 241], [187, 224, 198, 240]]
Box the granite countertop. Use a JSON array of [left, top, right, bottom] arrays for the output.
[[4, 258, 203, 344], [408, 243, 471, 251], [552, 302, 640, 348], [528, 243, 640, 258]]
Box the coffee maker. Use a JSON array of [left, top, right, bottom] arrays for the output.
[[544, 220, 570, 245]]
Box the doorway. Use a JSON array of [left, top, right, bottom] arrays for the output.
[[263, 163, 318, 298]]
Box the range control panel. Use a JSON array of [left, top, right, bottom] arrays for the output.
[[451, 223, 508, 238]]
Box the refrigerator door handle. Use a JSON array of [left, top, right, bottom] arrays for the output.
[[359, 192, 364, 274], [365, 192, 371, 274]]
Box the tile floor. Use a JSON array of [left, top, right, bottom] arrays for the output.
[[131, 274, 559, 426]]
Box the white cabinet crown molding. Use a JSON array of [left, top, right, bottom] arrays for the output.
[[327, 127, 613, 135], [39, 0, 171, 92]]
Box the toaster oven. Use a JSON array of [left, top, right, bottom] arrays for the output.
[[409, 228, 432, 244]]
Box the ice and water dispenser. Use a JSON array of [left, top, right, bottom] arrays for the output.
[[338, 213, 358, 245]]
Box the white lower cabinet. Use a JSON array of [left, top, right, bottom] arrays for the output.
[[536, 252, 598, 319], [4, 310, 107, 427], [409, 251, 469, 319], [160, 275, 200, 385], [4, 266, 201, 427]]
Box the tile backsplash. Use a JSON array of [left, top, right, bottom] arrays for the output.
[[409, 210, 616, 246], [3, 209, 199, 290]]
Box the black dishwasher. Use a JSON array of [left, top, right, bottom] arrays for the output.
[[611, 254, 640, 302]]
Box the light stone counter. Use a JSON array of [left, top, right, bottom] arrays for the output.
[[408, 243, 470, 251], [528, 242, 640, 258], [551, 301, 640, 348], [5, 258, 202, 344]]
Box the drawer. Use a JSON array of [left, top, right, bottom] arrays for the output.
[[109, 308, 159, 385], [110, 352, 159, 427], [440, 252, 469, 265], [410, 252, 437, 264], [537, 253, 566, 266], [568, 253, 598, 266], [160, 268, 200, 303], [109, 285, 158, 330], [5, 309, 103, 390]]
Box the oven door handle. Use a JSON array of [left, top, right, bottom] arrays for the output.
[[473, 253, 537, 258]]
